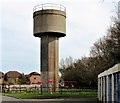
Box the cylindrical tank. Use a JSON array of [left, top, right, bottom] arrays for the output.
[[33, 4, 66, 37]]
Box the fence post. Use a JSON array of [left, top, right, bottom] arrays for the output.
[[60, 87, 62, 95], [79, 86, 81, 94], [40, 85, 42, 94]]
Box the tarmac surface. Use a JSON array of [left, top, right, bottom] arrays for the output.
[[1, 95, 98, 103]]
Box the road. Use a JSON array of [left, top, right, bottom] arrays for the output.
[[1, 95, 97, 103]]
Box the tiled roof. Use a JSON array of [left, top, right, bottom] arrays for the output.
[[5, 71, 21, 78], [29, 72, 40, 76]]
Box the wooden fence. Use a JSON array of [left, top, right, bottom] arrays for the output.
[[1, 84, 97, 94]]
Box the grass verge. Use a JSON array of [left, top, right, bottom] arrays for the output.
[[3, 91, 97, 99]]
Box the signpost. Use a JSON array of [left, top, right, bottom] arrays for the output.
[[48, 80, 54, 94], [37, 81, 43, 85], [37, 81, 43, 94], [48, 79, 54, 84]]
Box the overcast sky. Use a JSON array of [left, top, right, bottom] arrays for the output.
[[1, 0, 119, 74]]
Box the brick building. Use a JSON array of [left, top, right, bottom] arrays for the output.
[[0, 72, 4, 84], [4, 71, 21, 84], [28, 72, 41, 84]]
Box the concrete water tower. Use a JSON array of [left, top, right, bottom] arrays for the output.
[[33, 3, 66, 90]]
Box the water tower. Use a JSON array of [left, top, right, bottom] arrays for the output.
[[33, 4, 66, 91]]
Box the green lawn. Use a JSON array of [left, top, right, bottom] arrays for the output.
[[3, 91, 97, 99]]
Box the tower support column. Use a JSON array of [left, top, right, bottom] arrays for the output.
[[41, 35, 59, 91]]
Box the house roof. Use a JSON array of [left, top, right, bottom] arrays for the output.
[[5, 71, 21, 78], [29, 72, 40, 76]]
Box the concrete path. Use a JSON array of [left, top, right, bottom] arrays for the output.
[[1, 95, 21, 101]]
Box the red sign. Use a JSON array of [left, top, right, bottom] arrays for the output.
[[37, 81, 43, 85], [48, 79, 54, 84]]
